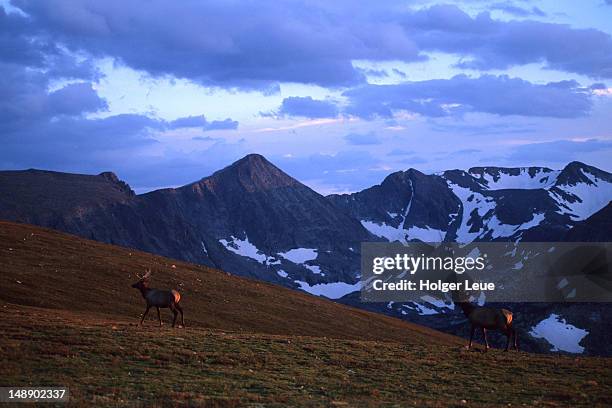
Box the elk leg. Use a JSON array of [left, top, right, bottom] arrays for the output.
[[468, 325, 475, 349], [482, 328, 489, 351], [504, 328, 511, 352], [140, 306, 150, 325], [514, 328, 519, 351], [176, 303, 185, 328], [156, 307, 163, 327], [170, 304, 178, 328]]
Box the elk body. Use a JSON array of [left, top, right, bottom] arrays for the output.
[[131, 270, 185, 328], [456, 302, 518, 352]]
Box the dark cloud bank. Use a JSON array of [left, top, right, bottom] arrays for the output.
[[1, 1, 611, 189]]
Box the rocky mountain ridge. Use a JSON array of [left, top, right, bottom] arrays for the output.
[[1, 155, 610, 354]]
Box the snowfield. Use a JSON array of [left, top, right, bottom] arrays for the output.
[[294, 280, 360, 299], [446, 181, 496, 243], [529, 314, 589, 353], [551, 169, 612, 221], [278, 248, 318, 263], [219, 235, 267, 263], [470, 168, 560, 190], [360, 220, 447, 243]]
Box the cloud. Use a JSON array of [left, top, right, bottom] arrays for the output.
[[169, 115, 238, 131], [343, 75, 593, 119], [489, 2, 546, 17], [278, 96, 339, 119], [0, 113, 161, 170], [397, 155, 428, 165], [388, 149, 416, 156], [2, 0, 612, 192], [4, 0, 611, 94], [428, 120, 538, 135], [192, 136, 216, 142], [0, 12, 238, 179], [506, 139, 612, 163], [0, 68, 107, 132], [11, 0, 424, 89], [0, 7, 100, 80], [392, 68, 407, 78], [273, 150, 387, 193], [48, 82, 108, 116], [403, 4, 612, 79], [120, 140, 248, 191], [454, 148, 482, 155], [344, 132, 382, 145], [357, 67, 389, 78]]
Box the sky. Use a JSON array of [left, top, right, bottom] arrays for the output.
[[1, 0, 611, 194]]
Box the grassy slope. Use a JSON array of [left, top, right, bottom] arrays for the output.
[[0, 221, 457, 343], [0, 221, 611, 407]]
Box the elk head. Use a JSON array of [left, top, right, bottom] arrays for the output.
[[131, 268, 152, 290]]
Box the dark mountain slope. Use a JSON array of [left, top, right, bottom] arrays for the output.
[[328, 169, 461, 242], [0, 155, 372, 285], [564, 201, 612, 242]]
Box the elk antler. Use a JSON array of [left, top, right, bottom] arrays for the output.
[[135, 268, 152, 281]]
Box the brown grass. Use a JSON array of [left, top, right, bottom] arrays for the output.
[[0, 221, 611, 407], [0, 220, 457, 343]]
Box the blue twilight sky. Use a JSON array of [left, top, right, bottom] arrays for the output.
[[1, 0, 611, 194]]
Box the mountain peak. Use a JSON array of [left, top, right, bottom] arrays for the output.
[[200, 154, 300, 192], [556, 161, 612, 186], [230, 153, 272, 169]]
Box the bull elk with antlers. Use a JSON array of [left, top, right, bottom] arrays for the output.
[[131, 269, 185, 328], [456, 301, 518, 352]]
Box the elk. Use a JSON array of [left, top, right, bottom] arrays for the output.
[[456, 301, 518, 352], [131, 269, 185, 328]]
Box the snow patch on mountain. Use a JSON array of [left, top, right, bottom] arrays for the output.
[[304, 264, 323, 275], [421, 295, 455, 311], [487, 213, 546, 239], [399, 296, 456, 316], [361, 220, 407, 242], [447, 182, 496, 243], [219, 235, 267, 263], [402, 303, 439, 316], [529, 313, 589, 353], [277, 247, 323, 274], [406, 226, 447, 242], [471, 168, 560, 190], [361, 221, 447, 243], [551, 170, 612, 220], [294, 280, 360, 299], [276, 270, 288, 278], [278, 248, 318, 263]]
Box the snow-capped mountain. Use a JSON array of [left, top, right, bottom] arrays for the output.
[[0, 156, 610, 354], [329, 162, 611, 244], [328, 161, 611, 355], [327, 169, 461, 243]]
